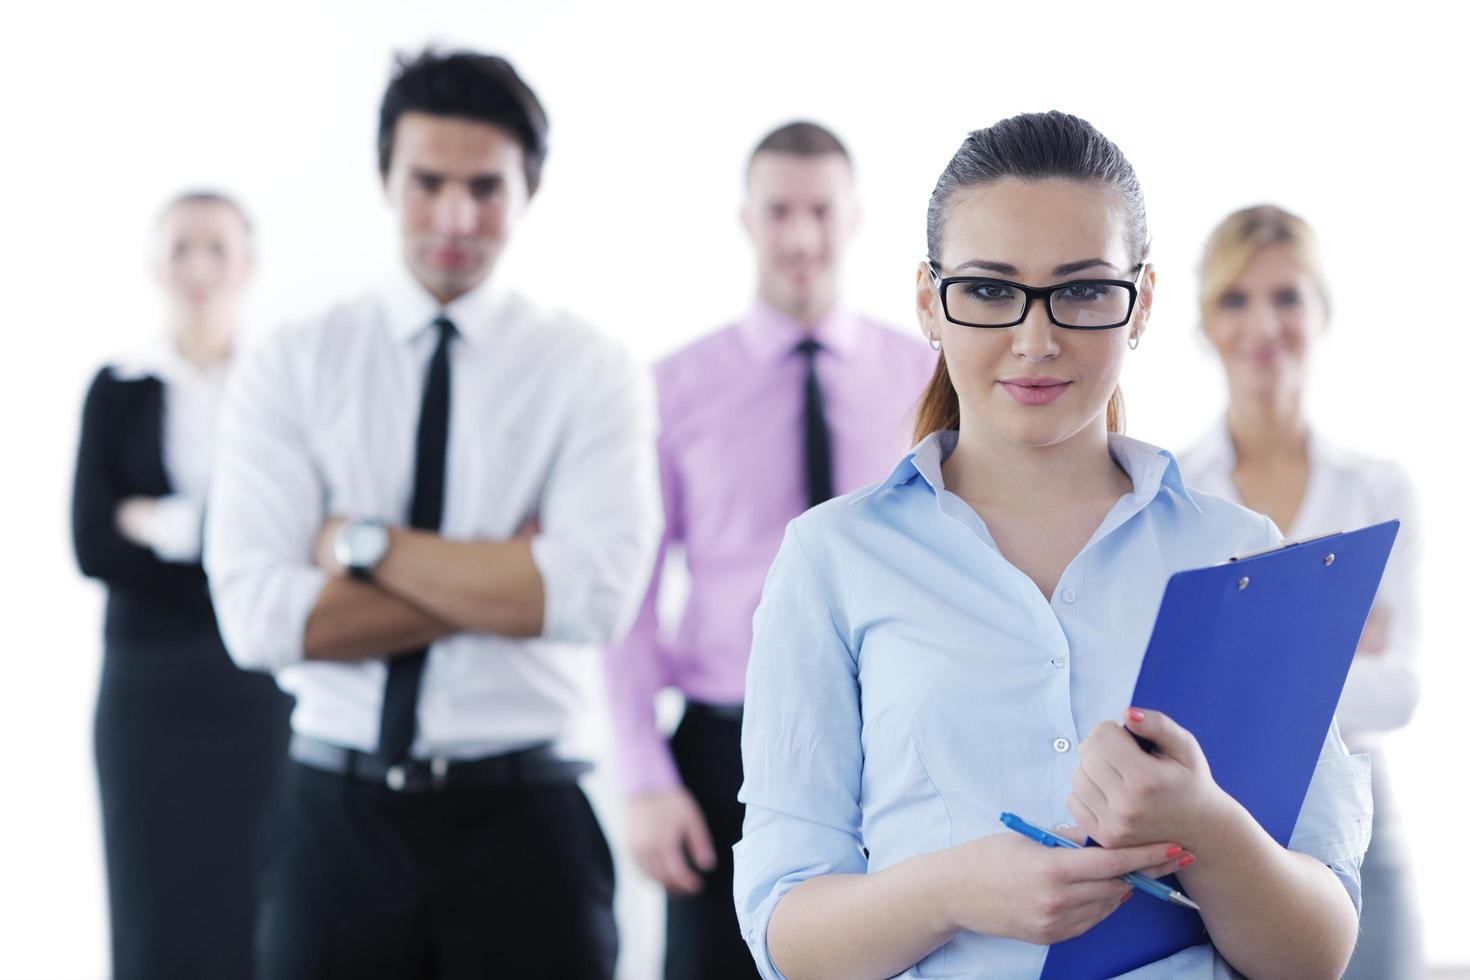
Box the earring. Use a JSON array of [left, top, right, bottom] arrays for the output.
[[928, 333, 942, 351], [1128, 333, 1140, 350]]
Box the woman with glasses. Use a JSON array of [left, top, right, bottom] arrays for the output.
[[1177, 205, 1423, 979], [732, 113, 1371, 979], [71, 191, 293, 980]]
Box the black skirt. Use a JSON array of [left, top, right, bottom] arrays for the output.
[[94, 617, 292, 980]]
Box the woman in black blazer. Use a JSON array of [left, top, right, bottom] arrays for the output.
[[71, 191, 292, 980]]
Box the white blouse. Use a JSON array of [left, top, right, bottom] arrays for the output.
[[1177, 421, 1421, 748]]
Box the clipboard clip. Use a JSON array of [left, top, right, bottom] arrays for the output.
[[1221, 530, 1342, 564]]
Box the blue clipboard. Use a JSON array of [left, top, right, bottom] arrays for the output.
[[1040, 520, 1398, 979]]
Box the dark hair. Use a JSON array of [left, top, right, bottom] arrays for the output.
[[916, 111, 1148, 442], [159, 189, 253, 236], [377, 49, 549, 194], [747, 120, 851, 176]]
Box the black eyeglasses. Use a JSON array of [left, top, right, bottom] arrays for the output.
[[927, 261, 1144, 330]]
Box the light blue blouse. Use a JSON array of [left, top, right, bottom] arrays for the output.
[[733, 431, 1373, 980]]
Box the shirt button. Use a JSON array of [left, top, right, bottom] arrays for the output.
[[1050, 654, 1068, 669], [1061, 588, 1077, 604], [1053, 737, 1072, 753]]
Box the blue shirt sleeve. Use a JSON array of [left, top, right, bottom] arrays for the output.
[[734, 522, 869, 980], [1285, 720, 1374, 913]]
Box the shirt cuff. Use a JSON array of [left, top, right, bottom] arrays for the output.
[[619, 732, 682, 798], [529, 534, 628, 646], [145, 494, 204, 563], [213, 564, 329, 673], [734, 844, 799, 980], [1288, 752, 1374, 866]]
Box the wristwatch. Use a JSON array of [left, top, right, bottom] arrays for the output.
[[333, 518, 390, 581]]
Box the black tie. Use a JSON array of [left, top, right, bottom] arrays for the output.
[[377, 315, 455, 763], [796, 339, 833, 508]]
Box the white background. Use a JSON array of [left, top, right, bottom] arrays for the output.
[[2, 1, 1466, 976]]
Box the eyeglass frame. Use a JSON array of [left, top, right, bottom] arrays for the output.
[[925, 260, 1145, 331]]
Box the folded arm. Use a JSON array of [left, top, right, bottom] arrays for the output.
[[301, 576, 457, 661], [364, 526, 545, 637], [72, 370, 209, 597]]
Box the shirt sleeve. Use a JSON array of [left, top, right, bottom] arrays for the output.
[[601, 406, 683, 796], [144, 493, 205, 563], [528, 340, 662, 648], [203, 333, 329, 673], [1285, 719, 1374, 912], [1335, 465, 1422, 737], [734, 522, 868, 980]]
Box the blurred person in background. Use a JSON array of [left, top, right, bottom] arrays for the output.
[[602, 120, 934, 978], [205, 50, 659, 978], [70, 190, 294, 980], [1178, 203, 1423, 979]]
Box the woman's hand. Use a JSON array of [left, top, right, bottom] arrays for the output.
[[114, 496, 157, 547], [942, 830, 1193, 945], [1068, 707, 1233, 853]]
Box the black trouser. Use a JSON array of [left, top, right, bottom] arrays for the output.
[[664, 703, 760, 980], [254, 760, 617, 979]]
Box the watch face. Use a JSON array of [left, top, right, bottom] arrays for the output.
[[337, 520, 389, 569]]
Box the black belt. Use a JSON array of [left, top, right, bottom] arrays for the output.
[[684, 700, 744, 723], [288, 733, 591, 793]]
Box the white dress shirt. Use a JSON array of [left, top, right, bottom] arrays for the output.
[[204, 265, 661, 760], [112, 341, 230, 563], [1177, 420, 1421, 748]]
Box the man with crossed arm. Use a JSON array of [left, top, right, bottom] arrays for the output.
[[205, 50, 659, 978]]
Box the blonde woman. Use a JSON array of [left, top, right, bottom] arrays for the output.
[[1178, 205, 1422, 979], [71, 191, 292, 980]]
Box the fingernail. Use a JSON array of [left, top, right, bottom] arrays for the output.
[[1127, 707, 1145, 724], [1178, 853, 1197, 868], [1165, 844, 1183, 859], [1121, 890, 1134, 902]]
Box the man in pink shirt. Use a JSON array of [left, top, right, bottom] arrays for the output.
[[603, 121, 936, 978]]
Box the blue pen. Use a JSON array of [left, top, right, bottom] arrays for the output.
[[999, 812, 1202, 912]]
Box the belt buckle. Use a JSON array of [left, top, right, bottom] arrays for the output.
[[384, 758, 449, 792]]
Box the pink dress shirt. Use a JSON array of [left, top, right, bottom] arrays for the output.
[[604, 301, 937, 795]]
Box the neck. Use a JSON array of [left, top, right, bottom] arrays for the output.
[[428, 285, 469, 306], [410, 262, 490, 308], [1225, 385, 1308, 464], [944, 418, 1128, 512], [169, 313, 234, 369], [757, 283, 835, 328]]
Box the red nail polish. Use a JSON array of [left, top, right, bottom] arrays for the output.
[[1121, 890, 1134, 902], [1127, 708, 1145, 725], [1178, 853, 1197, 868], [1165, 845, 1183, 859]]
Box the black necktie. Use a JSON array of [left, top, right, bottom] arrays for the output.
[[377, 315, 455, 763], [796, 339, 833, 508]]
